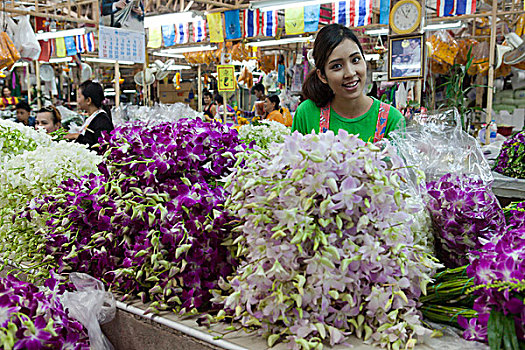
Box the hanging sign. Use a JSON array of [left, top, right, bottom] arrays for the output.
[[217, 65, 236, 92]]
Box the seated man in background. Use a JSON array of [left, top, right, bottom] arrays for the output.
[[15, 101, 35, 127]]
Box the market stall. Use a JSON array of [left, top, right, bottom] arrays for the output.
[[0, 0, 524, 349]]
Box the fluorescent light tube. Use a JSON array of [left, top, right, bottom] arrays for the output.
[[364, 54, 380, 61], [144, 12, 203, 28], [247, 36, 313, 47], [105, 92, 117, 96], [105, 88, 115, 92], [160, 45, 217, 54], [84, 58, 135, 65], [364, 28, 389, 36], [36, 28, 86, 40], [167, 65, 192, 70], [123, 90, 137, 93], [152, 52, 185, 59], [424, 21, 463, 31], [47, 57, 73, 63], [251, 0, 332, 11]]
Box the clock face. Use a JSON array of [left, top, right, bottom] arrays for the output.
[[391, 1, 421, 34]]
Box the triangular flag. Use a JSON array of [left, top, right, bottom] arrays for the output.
[[262, 10, 278, 37], [192, 20, 207, 42], [162, 25, 176, 47], [243, 9, 260, 38], [64, 36, 77, 56], [285, 7, 304, 35], [224, 10, 242, 40], [176, 23, 189, 44], [55, 37, 66, 57], [304, 5, 320, 32], [148, 27, 162, 48], [207, 12, 224, 43]]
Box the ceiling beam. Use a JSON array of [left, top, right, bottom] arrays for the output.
[[192, 0, 237, 9]]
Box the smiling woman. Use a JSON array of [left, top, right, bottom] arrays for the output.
[[292, 24, 405, 143]]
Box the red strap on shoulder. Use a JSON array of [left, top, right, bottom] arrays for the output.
[[373, 102, 390, 143], [319, 103, 330, 133]]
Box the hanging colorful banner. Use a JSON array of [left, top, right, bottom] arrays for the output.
[[379, 0, 390, 24], [332, 0, 372, 27], [99, 26, 145, 63], [176, 23, 190, 44], [436, 0, 476, 16], [64, 36, 77, 56], [75, 35, 86, 53], [207, 12, 224, 43], [192, 20, 207, 42], [162, 25, 176, 47], [49, 39, 56, 57], [55, 37, 66, 57], [38, 40, 51, 62], [285, 7, 304, 35], [262, 10, 278, 37], [243, 9, 260, 37], [224, 10, 242, 40], [304, 5, 320, 32], [86, 32, 96, 52], [147, 27, 162, 48]]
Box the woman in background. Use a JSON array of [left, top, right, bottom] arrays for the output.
[[35, 105, 62, 134], [66, 80, 114, 148], [0, 86, 19, 110]]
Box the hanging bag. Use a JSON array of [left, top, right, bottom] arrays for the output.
[[13, 15, 41, 60], [0, 32, 15, 70]]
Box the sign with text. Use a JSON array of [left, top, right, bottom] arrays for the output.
[[217, 65, 236, 92]]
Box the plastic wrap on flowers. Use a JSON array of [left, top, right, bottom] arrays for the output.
[[0, 275, 90, 350], [0, 141, 102, 275], [426, 174, 505, 268], [0, 119, 52, 160], [493, 130, 525, 179], [237, 120, 290, 148], [390, 108, 493, 185], [214, 131, 441, 349], [111, 103, 203, 125], [461, 225, 525, 346], [33, 119, 245, 313]]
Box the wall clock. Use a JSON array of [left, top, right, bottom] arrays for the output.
[[389, 0, 422, 35]]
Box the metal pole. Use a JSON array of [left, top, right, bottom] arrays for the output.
[[26, 64, 31, 103]]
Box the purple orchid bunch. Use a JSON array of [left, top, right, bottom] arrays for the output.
[[459, 223, 525, 347], [0, 275, 89, 350], [504, 201, 525, 229], [215, 131, 440, 349], [33, 119, 245, 313], [494, 130, 525, 179], [425, 173, 505, 267]]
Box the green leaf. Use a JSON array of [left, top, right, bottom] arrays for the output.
[[267, 334, 280, 347], [488, 309, 504, 350]]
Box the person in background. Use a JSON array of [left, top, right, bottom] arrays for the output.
[[0, 86, 19, 110], [15, 101, 35, 127], [251, 83, 266, 117], [293, 24, 405, 142], [65, 80, 114, 148], [264, 95, 286, 125], [203, 91, 216, 122], [214, 94, 235, 120], [35, 105, 62, 134]]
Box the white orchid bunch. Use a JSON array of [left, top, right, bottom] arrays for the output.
[[237, 120, 290, 148], [0, 120, 52, 161], [0, 140, 101, 272]]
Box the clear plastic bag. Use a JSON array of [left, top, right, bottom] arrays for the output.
[[61, 273, 116, 350], [390, 108, 493, 185], [13, 15, 41, 60], [421, 322, 489, 349]]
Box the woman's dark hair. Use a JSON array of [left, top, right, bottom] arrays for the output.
[[79, 80, 111, 120], [204, 91, 213, 99], [38, 105, 62, 125], [267, 94, 280, 110], [214, 94, 224, 104], [251, 83, 265, 94], [302, 24, 365, 107]]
